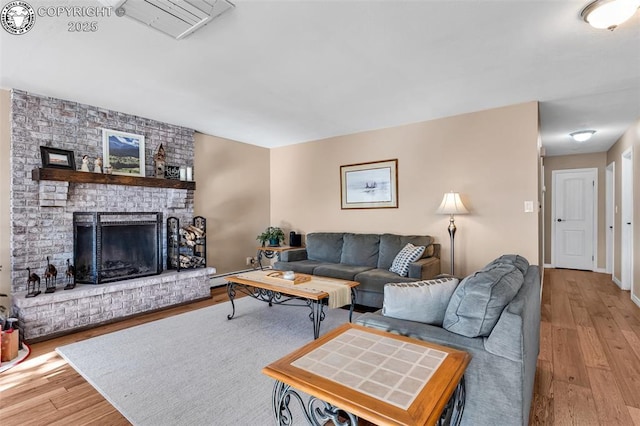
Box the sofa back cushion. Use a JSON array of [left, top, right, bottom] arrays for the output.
[[306, 233, 344, 263], [483, 254, 530, 275], [378, 234, 434, 269], [340, 233, 380, 267], [443, 263, 524, 338]]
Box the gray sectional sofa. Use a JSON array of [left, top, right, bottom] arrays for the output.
[[273, 232, 441, 308], [355, 256, 541, 426]]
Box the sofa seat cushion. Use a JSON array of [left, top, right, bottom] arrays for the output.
[[312, 264, 374, 281], [306, 233, 344, 263], [382, 277, 459, 325], [443, 263, 524, 338], [378, 234, 434, 270], [273, 260, 329, 275], [389, 243, 425, 277], [340, 233, 380, 267], [354, 268, 419, 293]]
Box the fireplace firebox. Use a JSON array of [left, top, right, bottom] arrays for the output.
[[73, 212, 163, 284]]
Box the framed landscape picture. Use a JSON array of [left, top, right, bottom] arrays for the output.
[[102, 129, 145, 177], [40, 146, 76, 170], [340, 159, 398, 209]]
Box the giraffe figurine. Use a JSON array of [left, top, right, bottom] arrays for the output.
[[44, 256, 57, 293], [26, 267, 41, 298], [64, 258, 76, 290]]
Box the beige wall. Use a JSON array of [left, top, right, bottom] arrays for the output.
[[270, 102, 540, 276], [542, 153, 607, 269], [0, 90, 10, 304], [194, 133, 271, 274], [606, 118, 639, 299]]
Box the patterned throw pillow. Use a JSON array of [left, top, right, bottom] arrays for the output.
[[382, 277, 460, 325], [389, 243, 425, 277]]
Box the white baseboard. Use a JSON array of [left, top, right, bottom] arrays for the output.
[[612, 276, 623, 289], [632, 294, 640, 308], [543, 264, 608, 275]]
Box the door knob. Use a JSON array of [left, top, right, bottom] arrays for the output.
[[627, 222, 632, 225], [557, 218, 563, 222]]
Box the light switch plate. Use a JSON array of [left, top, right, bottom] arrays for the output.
[[524, 201, 534, 213]]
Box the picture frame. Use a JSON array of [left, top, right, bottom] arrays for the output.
[[40, 146, 76, 170], [165, 165, 181, 180], [102, 129, 145, 177], [340, 159, 398, 209]]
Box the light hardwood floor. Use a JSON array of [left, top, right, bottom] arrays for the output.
[[1, 269, 639, 425]]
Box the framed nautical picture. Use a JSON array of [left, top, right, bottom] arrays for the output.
[[340, 159, 398, 209], [102, 129, 145, 177]]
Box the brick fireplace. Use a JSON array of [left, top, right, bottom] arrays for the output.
[[9, 90, 214, 341]]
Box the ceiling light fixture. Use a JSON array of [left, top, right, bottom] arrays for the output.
[[570, 130, 597, 142], [581, 0, 640, 30]]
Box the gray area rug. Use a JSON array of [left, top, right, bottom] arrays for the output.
[[56, 296, 356, 425]]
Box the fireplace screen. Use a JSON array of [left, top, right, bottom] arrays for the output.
[[74, 212, 163, 284]]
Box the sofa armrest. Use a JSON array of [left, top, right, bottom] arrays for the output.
[[280, 248, 308, 262], [408, 256, 441, 280]]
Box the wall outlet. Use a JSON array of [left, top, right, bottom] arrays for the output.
[[246, 256, 253, 266]]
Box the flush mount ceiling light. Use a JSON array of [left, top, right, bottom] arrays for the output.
[[570, 130, 597, 142], [581, 0, 640, 30]]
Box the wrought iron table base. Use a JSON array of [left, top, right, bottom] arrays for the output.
[[226, 282, 357, 339], [256, 248, 280, 270], [271, 377, 466, 426]]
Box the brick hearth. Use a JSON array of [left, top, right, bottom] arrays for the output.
[[13, 268, 215, 341]]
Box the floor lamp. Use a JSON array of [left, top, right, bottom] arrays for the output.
[[437, 192, 469, 276]]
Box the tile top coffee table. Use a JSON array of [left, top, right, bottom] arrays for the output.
[[262, 323, 470, 426], [226, 271, 359, 339]]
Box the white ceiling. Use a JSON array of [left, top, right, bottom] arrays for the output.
[[1, 0, 639, 156]]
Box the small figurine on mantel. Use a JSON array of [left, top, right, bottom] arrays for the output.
[[154, 143, 166, 179], [94, 157, 103, 173], [80, 155, 90, 172]]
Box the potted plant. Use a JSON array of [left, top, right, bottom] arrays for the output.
[[257, 226, 286, 247]]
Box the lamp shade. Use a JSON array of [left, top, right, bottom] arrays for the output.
[[436, 192, 469, 215]]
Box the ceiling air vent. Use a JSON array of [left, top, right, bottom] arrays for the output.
[[101, 0, 235, 40]]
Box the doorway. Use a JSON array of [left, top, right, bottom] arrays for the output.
[[621, 148, 633, 291], [606, 162, 614, 275], [552, 168, 597, 271]]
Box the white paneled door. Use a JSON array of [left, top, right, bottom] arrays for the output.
[[552, 169, 597, 271]]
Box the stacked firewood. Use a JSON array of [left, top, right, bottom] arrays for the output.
[[179, 225, 205, 247], [178, 224, 206, 268], [179, 254, 206, 269]]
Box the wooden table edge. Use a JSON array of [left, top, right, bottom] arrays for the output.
[[226, 274, 359, 301], [262, 323, 471, 426]]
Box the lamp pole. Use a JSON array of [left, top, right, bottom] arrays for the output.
[[436, 191, 468, 277], [448, 214, 457, 275]]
